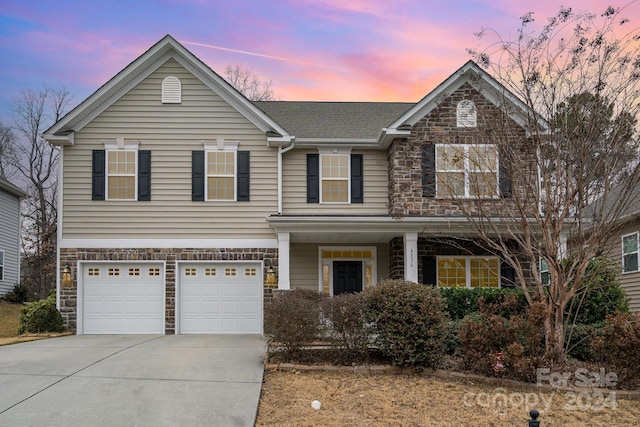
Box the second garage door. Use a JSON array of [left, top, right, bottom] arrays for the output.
[[178, 262, 262, 334]]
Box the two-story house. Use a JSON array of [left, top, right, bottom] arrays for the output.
[[0, 177, 26, 296], [44, 35, 534, 335]]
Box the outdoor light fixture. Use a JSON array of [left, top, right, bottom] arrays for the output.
[[62, 264, 72, 287], [266, 266, 277, 287]]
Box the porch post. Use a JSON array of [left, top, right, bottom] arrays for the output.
[[404, 232, 418, 283], [277, 232, 291, 290]]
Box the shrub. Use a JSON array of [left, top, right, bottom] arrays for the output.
[[566, 257, 629, 325], [458, 295, 546, 381], [363, 279, 447, 370], [264, 289, 324, 357], [565, 323, 602, 361], [591, 311, 640, 389], [440, 287, 528, 320], [3, 283, 29, 303], [18, 292, 64, 334], [321, 293, 371, 363]]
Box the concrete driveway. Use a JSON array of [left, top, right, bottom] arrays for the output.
[[0, 335, 266, 427]]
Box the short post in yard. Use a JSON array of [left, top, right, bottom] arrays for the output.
[[528, 409, 540, 427]]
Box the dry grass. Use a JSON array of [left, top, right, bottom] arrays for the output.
[[256, 371, 640, 426], [0, 302, 22, 337]]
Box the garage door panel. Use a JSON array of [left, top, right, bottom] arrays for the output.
[[179, 263, 262, 334], [82, 263, 164, 334]]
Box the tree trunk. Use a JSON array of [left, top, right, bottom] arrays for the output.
[[544, 303, 566, 364]]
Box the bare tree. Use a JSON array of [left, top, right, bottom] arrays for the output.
[[454, 6, 640, 362], [224, 64, 276, 101], [0, 122, 16, 178], [11, 86, 73, 299]]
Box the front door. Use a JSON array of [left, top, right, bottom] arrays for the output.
[[333, 261, 363, 295]]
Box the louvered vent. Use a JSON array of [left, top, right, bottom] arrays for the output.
[[456, 99, 477, 127], [162, 76, 181, 103]]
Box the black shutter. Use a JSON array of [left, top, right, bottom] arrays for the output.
[[351, 154, 363, 203], [499, 149, 512, 198], [500, 261, 516, 288], [92, 150, 105, 201], [237, 151, 250, 201], [138, 150, 151, 201], [307, 153, 319, 203], [423, 256, 437, 286], [422, 144, 436, 197], [192, 150, 205, 201]]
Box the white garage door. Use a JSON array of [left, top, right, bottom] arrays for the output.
[[82, 263, 165, 334], [179, 262, 262, 334]]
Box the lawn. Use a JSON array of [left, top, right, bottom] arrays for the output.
[[256, 370, 640, 426], [0, 302, 22, 337]]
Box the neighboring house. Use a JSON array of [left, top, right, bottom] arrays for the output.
[[43, 35, 535, 335], [0, 177, 26, 296], [598, 182, 640, 312]]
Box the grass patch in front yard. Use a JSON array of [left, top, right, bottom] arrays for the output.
[[0, 301, 22, 337]]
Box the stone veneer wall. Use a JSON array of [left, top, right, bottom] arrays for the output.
[[59, 247, 278, 334], [388, 82, 532, 218]]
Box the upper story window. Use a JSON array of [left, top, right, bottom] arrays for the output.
[[92, 139, 151, 202], [540, 258, 550, 285], [436, 144, 498, 198], [306, 150, 363, 204], [623, 232, 639, 273], [191, 139, 250, 202], [457, 99, 477, 127], [437, 256, 499, 288], [162, 76, 181, 103]]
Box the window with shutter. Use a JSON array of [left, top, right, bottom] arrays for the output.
[[193, 141, 248, 202], [92, 140, 150, 201], [307, 151, 364, 204]]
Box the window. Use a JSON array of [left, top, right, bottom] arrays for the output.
[[321, 154, 349, 203], [436, 144, 498, 198], [306, 152, 363, 204], [191, 141, 249, 202], [437, 256, 499, 288], [540, 258, 550, 285], [0, 251, 3, 281], [623, 232, 639, 273], [92, 140, 151, 201], [457, 100, 477, 127], [162, 76, 181, 103]]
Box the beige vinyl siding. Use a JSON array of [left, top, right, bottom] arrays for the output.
[[0, 189, 21, 294], [290, 243, 390, 291], [282, 149, 389, 215], [601, 218, 640, 313], [62, 59, 277, 240]]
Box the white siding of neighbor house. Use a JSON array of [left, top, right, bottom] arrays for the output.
[[0, 189, 21, 294], [602, 218, 640, 313], [290, 243, 390, 291], [61, 59, 278, 240], [282, 149, 390, 215]]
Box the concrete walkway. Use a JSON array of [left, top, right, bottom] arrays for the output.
[[0, 335, 266, 427]]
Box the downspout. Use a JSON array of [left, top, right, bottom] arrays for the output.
[[277, 141, 295, 215]]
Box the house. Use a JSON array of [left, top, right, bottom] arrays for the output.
[[0, 177, 26, 296], [43, 35, 535, 335]]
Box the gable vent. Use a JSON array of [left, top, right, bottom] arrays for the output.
[[456, 99, 477, 127], [162, 76, 181, 103]]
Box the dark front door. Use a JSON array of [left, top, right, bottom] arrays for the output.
[[333, 261, 363, 295]]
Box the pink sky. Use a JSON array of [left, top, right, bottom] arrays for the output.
[[0, 0, 639, 123]]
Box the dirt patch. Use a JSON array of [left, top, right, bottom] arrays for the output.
[[0, 302, 22, 337], [256, 370, 640, 426]]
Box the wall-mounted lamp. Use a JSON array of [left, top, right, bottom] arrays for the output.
[[265, 266, 277, 287], [61, 264, 72, 287]]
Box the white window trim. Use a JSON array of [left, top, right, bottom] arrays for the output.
[[622, 232, 639, 273], [0, 249, 4, 281], [435, 143, 499, 199], [318, 148, 352, 204], [103, 139, 139, 201], [318, 246, 376, 296], [436, 255, 500, 289], [203, 139, 239, 201]]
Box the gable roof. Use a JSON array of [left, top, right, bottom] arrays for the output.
[[43, 35, 291, 146], [0, 177, 27, 198], [255, 101, 413, 145]]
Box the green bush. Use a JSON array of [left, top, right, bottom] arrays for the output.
[[18, 292, 64, 334], [264, 289, 324, 357], [363, 279, 447, 370], [566, 257, 629, 325], [321, 293, 371, 364], [3, 283, 29, 303], [566, 323, 602, 361], [440, 287, 528, 320]]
